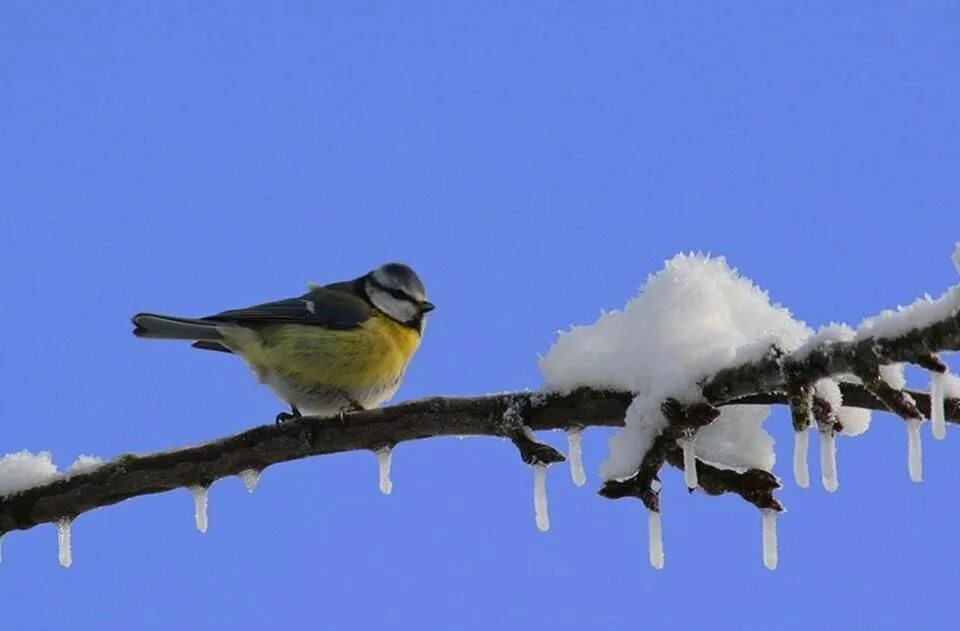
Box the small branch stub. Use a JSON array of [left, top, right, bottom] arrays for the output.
[[857, 365, 923, 421], [512, 427, 566, 467]]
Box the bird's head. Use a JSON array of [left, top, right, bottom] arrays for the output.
[[364, 263, 434, 331]]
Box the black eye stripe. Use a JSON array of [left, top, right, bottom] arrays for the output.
[[369, 278, 416, 303]]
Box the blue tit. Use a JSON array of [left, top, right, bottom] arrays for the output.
[[132, 262, 434, 422]]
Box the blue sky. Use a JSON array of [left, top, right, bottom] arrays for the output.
[[1, 3, 958, 629]]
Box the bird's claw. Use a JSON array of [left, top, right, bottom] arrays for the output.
[[336, 398, 365, 427], [275, 406, 302, 425]]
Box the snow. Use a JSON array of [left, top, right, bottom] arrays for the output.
[[762, 510, 778, 570], [0, 450, 59, 496], [66, 455, 104, 476], [856, 285, 960, 342], [680, 437, 698, 489], [879, 364, 907, 390], [540, 253, 809, 480], [907, 419, 923, 482], [819, 430, 838, 492], [694, 405, 775, 473], [566, 428, 586, 487], [794, 323, 855, 360], [815, 379, 843, 410], [603, 399, 669, 477], [837, 407, 872, 437], [943, 372, 960, 398], [648, 509, 664, 570], [533, 464, 549, 532], [57, 518, 72, 568], [377, 447, 393, 495], [190, 486, 209, 533], [792, 430, 809, 488], [238, 469, 262, 493], [930, 371, 948, 440]]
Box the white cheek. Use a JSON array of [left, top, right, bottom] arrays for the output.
[[368, 287, 418, 322]]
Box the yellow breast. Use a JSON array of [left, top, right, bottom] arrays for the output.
[[232, 314, 422, 389]]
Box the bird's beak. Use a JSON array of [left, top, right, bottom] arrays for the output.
[[419, 301, 436, 313]]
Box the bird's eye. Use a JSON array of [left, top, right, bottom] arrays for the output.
[[388, 288, 415, 303], [370, 277, 417, 304]]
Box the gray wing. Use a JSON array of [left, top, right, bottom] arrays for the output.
[[190, 286, 371, 354], [203, 286, 372, 330]]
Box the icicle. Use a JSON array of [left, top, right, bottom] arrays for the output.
[[648, 509, 664, 570], [793, 430, 810, 489], [680, 436, 698, 490], [930, 372, 947, 440], [238, 469, 262, 493], [566, 428, 586, 487], [190, 486, 209, 533], [907, 419, 923, 482], [761, 510, 778, 570], [533, 464, 549, 532], [819, 430, 838, 492], [377, 447, 393, 495], [57, 518, 73, 568]]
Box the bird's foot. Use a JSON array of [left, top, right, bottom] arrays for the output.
[[336, 395, 365, 427], [275, 405, 302, 425]]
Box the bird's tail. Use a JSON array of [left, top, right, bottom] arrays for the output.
[[132, 313, 226, 341]]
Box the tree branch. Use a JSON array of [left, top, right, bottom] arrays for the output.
[[1, 382, 957, 535], [2, 294, 957, 536]]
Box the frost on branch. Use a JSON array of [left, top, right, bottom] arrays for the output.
[[66, 455, 104, 477], [0, 451, 59, 496], [541, 254, 803, 483], [546, 248, 960, 567]]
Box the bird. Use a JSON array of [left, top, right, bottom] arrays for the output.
[[132, 262, 434, 423]]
